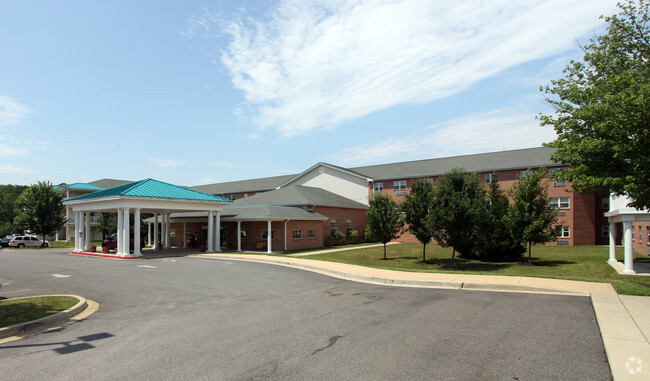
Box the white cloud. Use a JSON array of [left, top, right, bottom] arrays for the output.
[[0, 164, 37, 175], [0, 96, 31, 130], [149, 158, 186, 168], [329, 107, 557, 166], [220, 0, 617, 136]]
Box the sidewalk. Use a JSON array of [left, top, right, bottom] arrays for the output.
[[193, 252, 650, 380]]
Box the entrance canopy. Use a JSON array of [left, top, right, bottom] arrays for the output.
[[63, 178, 232, 257]]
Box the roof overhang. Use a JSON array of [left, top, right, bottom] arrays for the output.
[[63, 195, 228, 213]]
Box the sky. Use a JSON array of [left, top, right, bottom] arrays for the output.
[[0, 0, 620, 187]]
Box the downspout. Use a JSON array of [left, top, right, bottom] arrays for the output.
[[284, 219, 290, 251]]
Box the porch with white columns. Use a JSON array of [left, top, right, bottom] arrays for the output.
[[153, 214, 159, 251], [267, 220, 272, 253]]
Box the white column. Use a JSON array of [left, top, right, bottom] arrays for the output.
[[608, 222, 617, 263], [153, 214, 159, 251], [133, 208, 141, 256], [284, 220, 288, 251], [207, 211, 214, 252], [237, 221, 242, 252], [123, 208, 130, 255], [161, 214, 166, 248], [183, 222, 187, 248], [165, 213, 171, 248], [215, 211, 221, 252], [74, 211, 80, 250], [117, 208, 124, 255], [84, 212, 91, 251], [147, 222, 152, 247], [267, 220, 272, 253], [623, 221, 635, 274]]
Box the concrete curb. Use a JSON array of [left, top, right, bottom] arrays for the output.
[[191, 254, 588, 295], [0, 295, 88, 339]]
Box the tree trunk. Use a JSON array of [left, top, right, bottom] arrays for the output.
[[422, 243, 427, 262], [451, 248, 456, 266], [528, 242, 532, 263], [383, 243, 387, 260]]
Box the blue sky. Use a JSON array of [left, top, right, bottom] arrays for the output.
[[0, 0, 619, 187]]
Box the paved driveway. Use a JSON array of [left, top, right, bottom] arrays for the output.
[[0, 249, 610, 380]]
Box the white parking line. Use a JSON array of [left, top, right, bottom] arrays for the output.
[[51, 274, 71, 278], [1, 289, 32, 294], [137, 265, 157, 269]]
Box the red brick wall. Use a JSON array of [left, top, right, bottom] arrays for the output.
[[221, 220, 325, 251], [633, 222, 650, 254], [313, 206, 368, 246]]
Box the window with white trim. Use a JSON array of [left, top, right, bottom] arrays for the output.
[[485, 174, 493, 184], [330, 218, 339, 233], [557, 226, 570, 238], [602, 197, 610, 210], [261, 230, 274, 239], [549, 197, 570, 209], [307, 229, 316, 239], [374, 182, 383, 192], [424, 178, 434, 184], [229, 194, 236, 200], [293, 229, 302, 239], [393, 180, 407, 190], [346, 218, 354, 233], [519, 171, 530, 180], [240, 230, 247, 239], [602, 225, 609, 238]]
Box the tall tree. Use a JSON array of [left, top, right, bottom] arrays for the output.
[[96, 212, 117, 241], [365, 192, 404, 260], [401, 178, 435, 262], [13, 181, 68, 245], [505, 169, 559, 263], [475, 173, 525, 261], [430, 168, 486, 266], [539, 0, 650, 210], [0, 184, 29, 236]]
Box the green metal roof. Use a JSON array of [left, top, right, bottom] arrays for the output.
[[55, 182, 106, 191], [64, 178, 232, 202]]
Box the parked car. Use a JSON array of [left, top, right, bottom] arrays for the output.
[[9, 236, 49, 248], [102, 233, 145, 251], [0, 238, 10, 248]]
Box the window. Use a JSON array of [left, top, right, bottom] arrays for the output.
[[557, 240, 569, 245], [374, 182, 383, 192], [330, 218, 339, 233], [557, 226, 570, 238], [549, 197, 570, 209], [293, 229, 302, 239], [647, 227, 650, 245], [484, 174, 493, 184], [424, 178, 434, 184], [240, 230, 247, 239], [346, 218, 354, 233], [602, 225, 609, 238], [557, 211, 566, 217], [553, 181, 566, 187], [244, 193, 249, 198], [393, 180, 407, 190], [261, 230, 274, 239], [307, 229, 316, 239], [229, 195, 236, 200], [602, 197, 610, 210], [519, 171, 530, 180], [632, 229, 635, 241]]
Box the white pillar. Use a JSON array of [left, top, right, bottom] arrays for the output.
[[147, 222, 151, 247], [74, 211, 80, 250], [215, 211, 221, 252], [183, 222, 187, 248], [161, 214, 166, 248], [133, 208, 141, 256], [608, 222, 617, 263], [153, 214, 159, 251], [284, 220, 288, 251], [207, 211, 214, 252], [165, 213, 171, 248], [123, 208, 130, 255], [623, 221, 635, 274], [267, 220, 272, 253], [117, 208, 124, 255], [84, 212, 91, 251], [237, 221, 242, 252]]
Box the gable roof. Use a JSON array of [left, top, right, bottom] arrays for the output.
[[231, 185, 367, 209], [55, 182, 106, 191], [65, 179, 232, 202], [89, 178, 134, 189], [190, 174, 296, 195], [349, 147, 561, 180], [276, 162, 371, 189]]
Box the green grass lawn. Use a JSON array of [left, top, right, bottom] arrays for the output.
[[48, 241, 103, 249], [276, 243, 650, 296], [0, 296, 78, 328]]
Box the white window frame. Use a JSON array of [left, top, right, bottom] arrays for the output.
[[330, 218, 339, 232], [374, 182, 383, 192], [307, 229, 317, 239], [293, 229, 302, 240], [261, 229, 274, 239], [346, 218, 354, 233], [484, 174, 493, 184], [601, 225, 609, 238], [549, 197, 570, 209], [602, 197, 610, 210], [393, 180, 407, 190], [557, 226, 570, 238]]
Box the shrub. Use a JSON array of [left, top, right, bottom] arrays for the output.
[[331, 230, 345, 243], [347, 230, 359, 241]]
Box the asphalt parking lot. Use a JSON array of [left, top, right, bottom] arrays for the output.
[[0, 249, 611, 380]]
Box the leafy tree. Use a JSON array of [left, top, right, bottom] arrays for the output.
[[96, 212, 117, 240], [430, 168, 486, 266], [0, 184, 29, 236], [505, 169, 559, 263], [365, 192, 404, 259], [401, 178, 435, 262], [475, 173, 525, 261], [539, 0, 650, 210], [13, 181, 67, 245]]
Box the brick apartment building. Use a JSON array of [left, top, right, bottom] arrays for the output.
[[58, 147, 649, 254]]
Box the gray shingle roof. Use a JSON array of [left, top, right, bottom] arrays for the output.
[[147, 206, 328, 221], [231, 185, 368, 209], [349, 147, 561, 180], [190, 174, 296, 195], [89, 178, 133, 189]]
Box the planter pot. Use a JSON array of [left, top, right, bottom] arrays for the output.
[[200, 246, 207, 252], [102, 247, 110, 254], [158, 243, 163, 249], [90, 246, 97, 252]]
